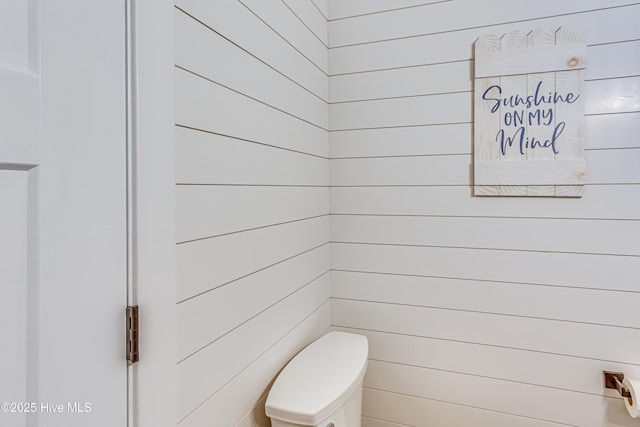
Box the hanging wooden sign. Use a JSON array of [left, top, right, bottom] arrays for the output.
[[473, 28, 586, 197]]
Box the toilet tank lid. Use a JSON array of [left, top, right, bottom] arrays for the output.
[[265, 332, 368, 425]]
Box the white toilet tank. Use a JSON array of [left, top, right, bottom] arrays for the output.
[[265, 332, 368, 427]]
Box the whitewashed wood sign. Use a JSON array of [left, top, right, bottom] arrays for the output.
[[474, 28, 586, 197]]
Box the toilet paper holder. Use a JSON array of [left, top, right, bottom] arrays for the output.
[[604, 371, 632, 399]]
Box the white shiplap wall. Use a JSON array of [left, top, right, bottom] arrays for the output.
[[174, 0, 330, 425], [172, 1, 640, 426], [329, 1, 640, 427]]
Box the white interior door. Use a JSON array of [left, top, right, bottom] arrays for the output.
[[0, 1, 128, 426]]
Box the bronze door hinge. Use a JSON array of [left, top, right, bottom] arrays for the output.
[[126, 305, 139, 364]]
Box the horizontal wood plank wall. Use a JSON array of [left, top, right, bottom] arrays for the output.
[[174, 0, 329, 425], [328, 2, 640, 427]]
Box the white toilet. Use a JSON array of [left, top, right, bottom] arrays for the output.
[[265, 332, 368, 427]]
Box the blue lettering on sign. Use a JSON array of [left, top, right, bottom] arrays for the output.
[[497, 122, 565, 156], [481, 81, 579, 156]]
